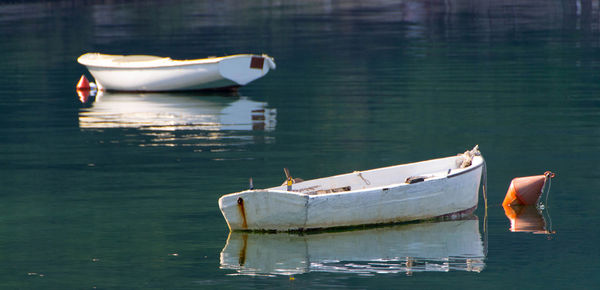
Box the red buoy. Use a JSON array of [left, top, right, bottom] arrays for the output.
[[502, 171, 555, 206], [76, 75, 90, 91]]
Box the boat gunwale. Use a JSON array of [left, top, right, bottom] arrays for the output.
[[77, 53, 270, 69], [226, 155, 484, 197]]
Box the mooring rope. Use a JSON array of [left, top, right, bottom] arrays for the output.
[[540, 172, 555, 234], [540, 171, 555, 210], [482, 159, 488, 211], [482, 159, 488, 256]]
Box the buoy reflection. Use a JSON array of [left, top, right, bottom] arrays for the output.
[[503, 205, 554, 234]]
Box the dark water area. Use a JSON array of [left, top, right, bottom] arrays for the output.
[[1, 0, 599, 288]]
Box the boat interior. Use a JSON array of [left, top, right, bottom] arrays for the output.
[[268, 154, 480, 195], [110, 55, 168, 63]]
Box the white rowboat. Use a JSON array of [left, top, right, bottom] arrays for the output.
[[77, 53, 276, 92], [218, 146, 484, 231]]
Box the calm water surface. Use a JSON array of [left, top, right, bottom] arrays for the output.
[[1, 0, 599, 288]]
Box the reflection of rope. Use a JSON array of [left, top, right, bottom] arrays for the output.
[[357, 172, 371, 185], [538, 172, 555, 235], [544, 177, 554, 235]]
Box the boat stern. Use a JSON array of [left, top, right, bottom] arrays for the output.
[[218, 54, 275, 86], [218, 189, 308, 231]]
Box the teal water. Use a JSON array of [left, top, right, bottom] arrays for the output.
[[1, 0, 599, 288]]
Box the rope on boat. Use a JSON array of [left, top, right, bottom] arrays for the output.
[[356, 172, 371, 185], [459, 145, 481, 168], [458, 145, 486, 210], [458, 145, 487, 254], [457, 145, 486, 210]]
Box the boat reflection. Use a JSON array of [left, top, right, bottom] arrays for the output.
[[220, 218, 485, 276], [503, 205, 554, 234], [78, 91, 276, 131]]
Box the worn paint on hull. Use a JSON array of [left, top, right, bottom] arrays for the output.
[[236, 198, 248, 229]]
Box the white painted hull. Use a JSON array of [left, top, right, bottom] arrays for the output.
[[219, 150, 484, 231], [77, 53, 276, 91], [220, 218, 485, 275]]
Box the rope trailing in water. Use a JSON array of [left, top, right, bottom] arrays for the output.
[[482, 159, 488, 256], [482, 159, 488, 211], [539, 171, 556, 235], [539, 171, 555, 210], [459, 145, 487, 253]]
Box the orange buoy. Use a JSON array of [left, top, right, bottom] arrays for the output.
[[76, 75, 90, 91], [502, 171, 555, 206]]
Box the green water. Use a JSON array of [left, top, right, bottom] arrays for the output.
[[1, 0, 599, 288]]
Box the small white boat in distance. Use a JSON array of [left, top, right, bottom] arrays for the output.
[[77, 53, 276, 92], [218, 146, 484, 231]]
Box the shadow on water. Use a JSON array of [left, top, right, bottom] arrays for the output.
[[220, 216, 486, 276]]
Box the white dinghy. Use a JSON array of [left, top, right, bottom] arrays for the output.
[[218, 146, 484, 231], [77, 53, 276, 92]]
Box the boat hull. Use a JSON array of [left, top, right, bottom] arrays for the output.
[[219, 155, 484, 231], [77, 53, 275, 92]]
